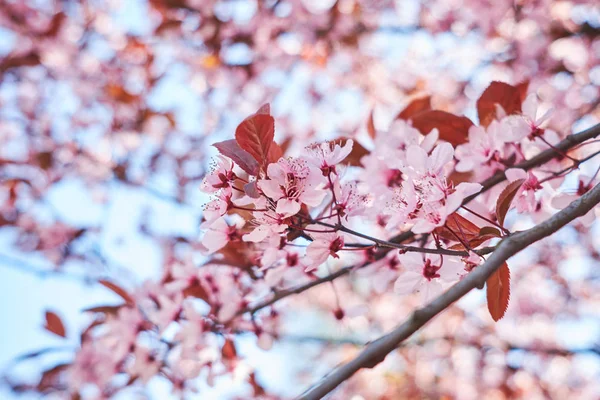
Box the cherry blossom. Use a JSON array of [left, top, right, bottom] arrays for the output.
[[505, 168, 544, 213], [305, 225, 345, 271], [551, 176, 598, 226], [242, 209, 288, 243], [202, 187, 233, 222], [200, 156, 237, 193], [4, 3, 600, 398], [258, 157, 327, 217], [504, 94, 554, 142], [305, 139, 354, 173], [455, 121, 506, 175], [200, 218, 242, 254], [394, 253, 464, 302]]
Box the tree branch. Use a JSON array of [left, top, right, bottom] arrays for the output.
[[233, 123, 600, 322], [298, 182, 600, 400]]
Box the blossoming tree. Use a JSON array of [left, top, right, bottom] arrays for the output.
[[1, 0, 600, 399]]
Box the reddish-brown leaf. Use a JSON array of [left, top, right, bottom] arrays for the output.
[[410, 110, 473, 145], [396, 96, 432, 120], [183, 282, 209, 302], [367, 108, 376, 139], [98, 280, 135, 305], [448, 170, 474, 186], [210, 241, 255, 270], [477, 81, 525, 126], [44, 311, 66, 338], [256, 103, 270, 115], [516, 81, 530, 103], [479, 226, 502, 237], [82, 305, 125, 315], [249, 372, 266, 396], [213, 139, 260, 176], [221, 338, 237, 359], [468, 233, 500, 249], [435, 213, 480, 242], [37, 363, 70, 392], [105, 83, 139, 104], [495, 179, 525, 227], [235, 114, 275, 168], [340, 137, 369, 166], [266, 141, 283, 164], [486, 262, 511, 321]]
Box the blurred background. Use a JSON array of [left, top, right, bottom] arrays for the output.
[[1, 0, 600, 399]]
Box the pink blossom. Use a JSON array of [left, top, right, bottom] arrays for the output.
[[305, 139, 354, 173], [455, 121, 506, 173], [258, 157, 327, 217], [200, 156, 236, 193], [126, 345, 162, 383], [200, 218, 241, 254], [504, 94, 553, 142], [551, 177, 597, 226], [149, 292, 184, 332], [505, 168, 543, 213], [462, 251, 483, 272], [305, 224, 345, 271], [203, 187, 233, 222], [384, 179, 419, 230], [335, 181, 369, 219], [242, 209, 288, 243], [405, 142, 454, 178], [394, 252, 463, 302]]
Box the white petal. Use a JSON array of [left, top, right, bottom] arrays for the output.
[[276, 198, 301, 216], [429, 142, 454, 173], [505, 168, 527, 182], [394, 271, 423, 294]]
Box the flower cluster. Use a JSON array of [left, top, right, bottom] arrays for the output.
[[24, 85, 600, 398]]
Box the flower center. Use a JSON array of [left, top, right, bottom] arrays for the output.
[[422, 259, 441, 281]]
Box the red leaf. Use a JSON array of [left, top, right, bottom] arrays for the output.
[[479, 226, 502, 237], [477, 81, 527, 126], [44, 311, 66, 338], [235, 113, 275, 169], [266, 141, 283, 164], [249, 372, 266, 396], [98, 280, 135, 305], [183, 282, 209, 302], [495, 179, 525, 227], [367, 109, 376, 139], [256, 103, 270, 115], [515, 81, 530, 104], [213, 139, 260, 176], [486, 262, 511, 321], [396, 96, 432, 120], [435, 213, 480, 242], [221, 338, 237, 359], [82, 305, 125, 315], [410, 110, 473, 145], [37, 363, 70, 391], [340, 137, 369, 166]]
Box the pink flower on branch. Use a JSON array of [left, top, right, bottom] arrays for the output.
[[305, 224, 345, 271], [258, 157, 327, 217], [305, 139, 354, 174], [504, 93, 553, 142], [200, 218, 242, 254], [200, 155, 237, 193], [505, 168, 543, 213], [394, 252, 464, 302]]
